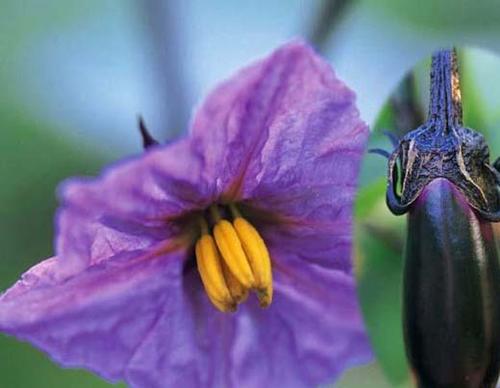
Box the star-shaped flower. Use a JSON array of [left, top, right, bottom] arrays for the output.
[[0, 41, 371, 387]]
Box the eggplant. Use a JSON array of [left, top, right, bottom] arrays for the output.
[[405, 178, 500, 387], [385, 49, 500, 387]]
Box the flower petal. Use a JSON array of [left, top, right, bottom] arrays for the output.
[[124, 270, 226, 387], [55, 138, 209, 277], [190, 40, 367, 203], [0, 249, 186, 383], [123, 253, 371, 388], [190, 40, 366, 273], [249, 183, 357, 273], [234, 271, 370, 387]]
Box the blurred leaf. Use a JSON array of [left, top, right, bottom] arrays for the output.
[[363, 0, 500, 32], [372, 102, 395, 132], [460, 50, 488, 133], [356, 220, 409, 385], [336, 362, 396, 388], [0, 336, 125, 388], [460, 48, 500, 158], [355, 94, 409, 386], [355, 178, 386, 219], [0, 1, 102, 54]]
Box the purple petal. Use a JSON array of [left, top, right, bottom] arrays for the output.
[[124, 270, 220, 387], [190, 40, 367, 204], [55, 138, 208, 277], [249, 183, 357, 273], [190, 40, 366, 274], [124, 253, 371, 388], [0, 249, 186, 383]]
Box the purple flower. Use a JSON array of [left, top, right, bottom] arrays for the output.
[[0, 41, 371, 387]]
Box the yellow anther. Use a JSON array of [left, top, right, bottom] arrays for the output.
[[213, 219, 256, 288], [195, 234, 236, 313], [232, 215, 273, 308], [221, 260, 249, 304], [197, 204, 274, 311]]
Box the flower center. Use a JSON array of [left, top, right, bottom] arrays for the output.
[[195, 203, 273, 313]]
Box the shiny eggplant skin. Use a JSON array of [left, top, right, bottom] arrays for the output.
[[404, 178, 500, 388]]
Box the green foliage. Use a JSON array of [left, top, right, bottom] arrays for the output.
[[356, 222, 407, 384], [355, 178, 386, 219], [355, 180, 408, 385], [364, 0, 500, 32]]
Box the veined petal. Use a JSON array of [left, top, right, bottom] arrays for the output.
[[248, 184, 357, 273], [55, 138, 209, 277], [0, 249, 186, 383], [236, 256, 372, 387], [242, 42, 367, 273], [124, 251, 371, 388], [190, 40, 366, 275], [190, 40, 367, 203], [125, 270, 230, 388]]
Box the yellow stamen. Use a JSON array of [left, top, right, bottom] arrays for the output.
[[211, 205, 255, 288], [221, 259, 249, 304], [195, 204, 274, 312], [195, 225, 236, 313], [230, 205, 273, 308]]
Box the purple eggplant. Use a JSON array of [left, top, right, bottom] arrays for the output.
[[385, 49, 500, 387]]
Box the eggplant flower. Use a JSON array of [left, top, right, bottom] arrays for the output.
[[0, 42, 371, 387]]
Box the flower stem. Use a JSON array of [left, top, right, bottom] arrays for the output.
[[209, 204, 222, 223], [228, 203, 242, 219], [198, 217, 209, 235]]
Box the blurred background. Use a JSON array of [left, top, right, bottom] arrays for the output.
[[1, 0, 500, 387]]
